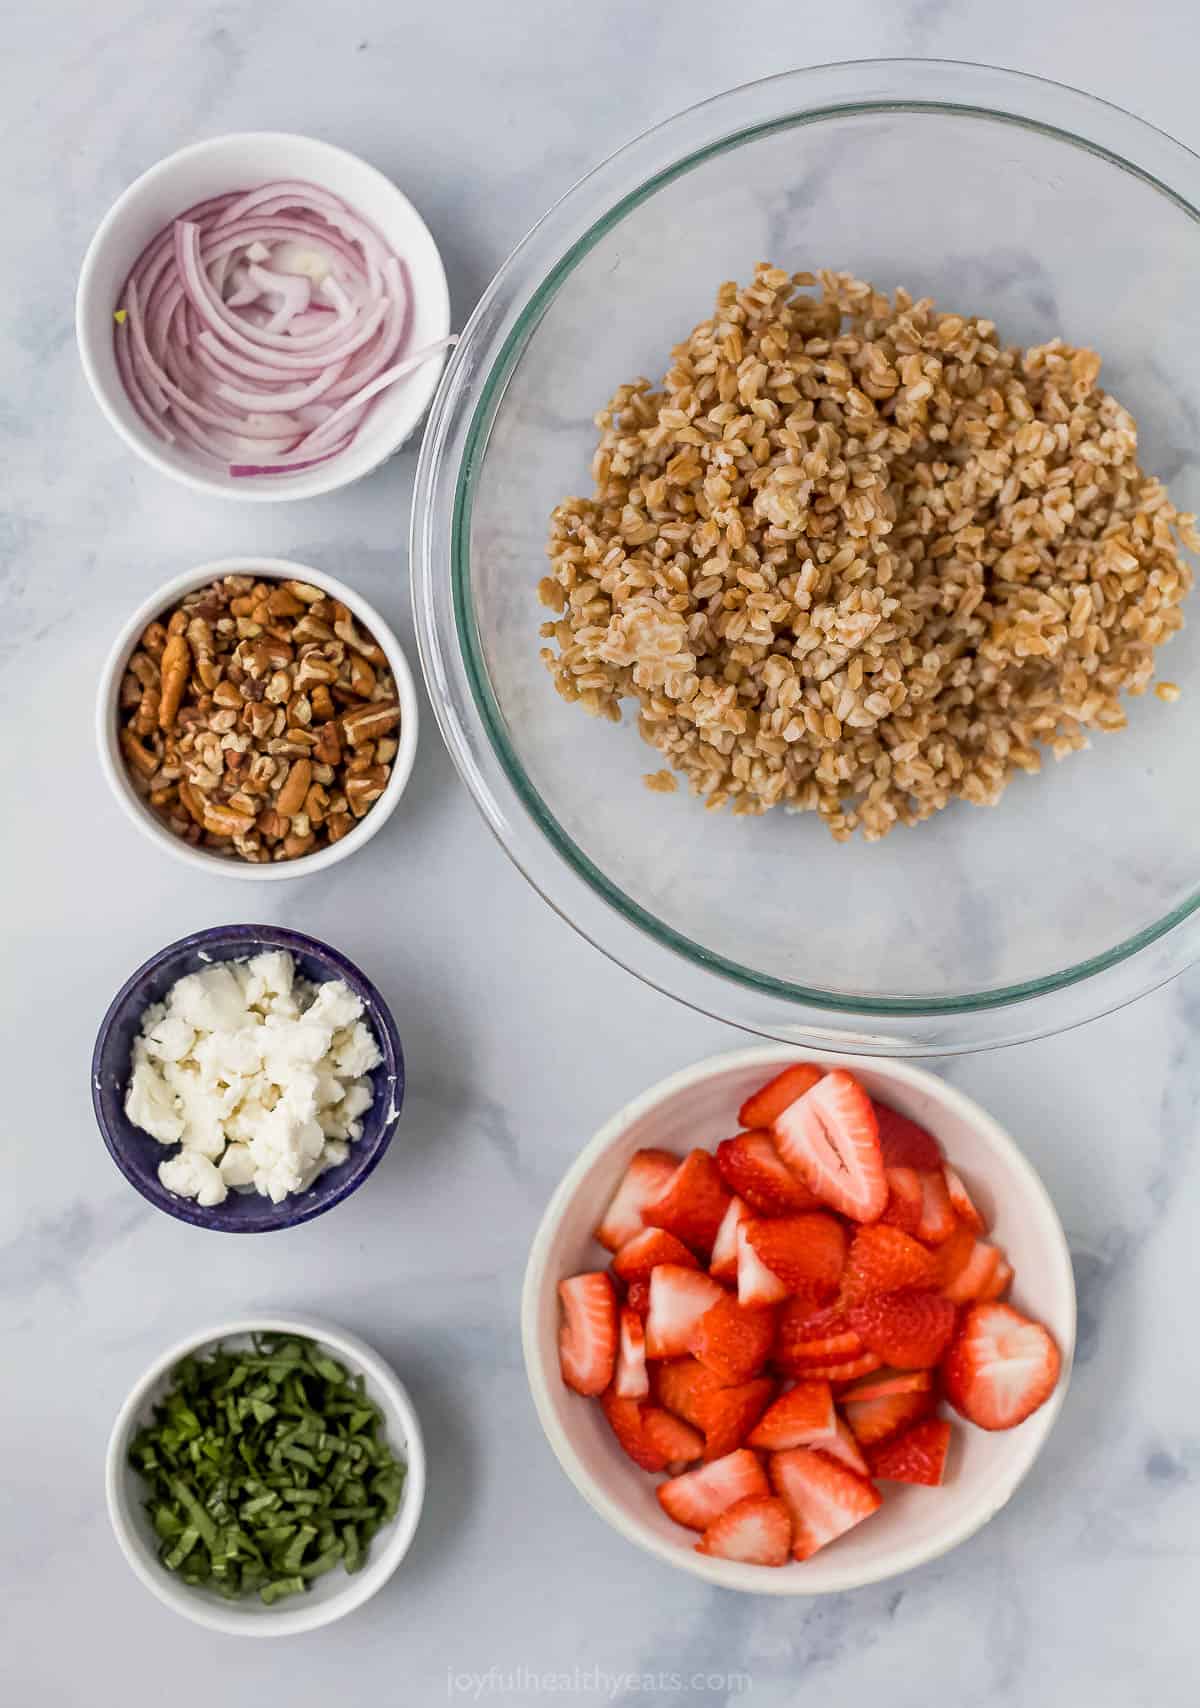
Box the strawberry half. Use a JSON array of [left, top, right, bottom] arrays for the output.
[[615, 1306, 649, 1399], [769, 1447, 882, 1560], [842, 1224, 940, 1301], [744, 1213, 847, 1300], [866, 1417, 952, 1486], [716, 1131, 824, 1215], [595, 1149, 681, 1252], [698, 1377, 776, 1460], [736, 1222, 788, 1306], [652, 1357, 729, 1429], [644, 1149, 731, 1259], [645, 1265, 726, 1358], [878, 1165, 923, 1235], [774, 1070, 886, 1223], [943, 1302, 1061, 1431], [849, 1289, 957, 1370], [874, 1103, 943, 1172], [738, 1063, 823, 1130], [943, 1164, 986, 1234], [709, 1196, 750, 1284], [558, 1271, 618, 1396], [611, 1227, 699, 1285], [600, 1390, 702, 1471], [843, 1384, 935, 1448], [695, 1493, 793, 1566], [822, 1417, 870, 1476], [942, 1239, 1001, 1305], [746, 1381, 836, 1450], [690, 1295, 776, 1384], [657, 1449, 770, 1532]]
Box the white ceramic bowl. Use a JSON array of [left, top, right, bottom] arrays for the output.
[[76, 131, 451, 501], [522, 1046, 1076, 1595], [97, 556, 419, 880], [106, 1315, 426, 1636]]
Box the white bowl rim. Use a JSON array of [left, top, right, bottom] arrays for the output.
[[76, 129, 451, 503], [96, 556, 419, 879], [105, 1313, 426, 1636], [521, 1044, 1076, 1595]]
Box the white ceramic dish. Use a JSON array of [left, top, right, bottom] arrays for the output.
[[106, 1315, 425, 1636], [76, 131, 451, 501], [522, 1046, 1075, 1595], [97, 556, 419, 880]]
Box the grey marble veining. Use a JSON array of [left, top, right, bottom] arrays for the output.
[[3, 1, 1199, 1703]]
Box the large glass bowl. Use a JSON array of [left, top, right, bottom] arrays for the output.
[[412, 60, 1200, 1053]]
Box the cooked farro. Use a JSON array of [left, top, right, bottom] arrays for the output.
[[538, 266, 1198, 841]]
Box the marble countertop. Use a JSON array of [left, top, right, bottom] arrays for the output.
[[4, 2, 1199, 1703]]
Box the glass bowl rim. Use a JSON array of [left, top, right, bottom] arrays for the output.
[[412, 57, 1200, 1047]]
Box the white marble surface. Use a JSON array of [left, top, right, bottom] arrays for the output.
[[3, 2, 1199, 1702]]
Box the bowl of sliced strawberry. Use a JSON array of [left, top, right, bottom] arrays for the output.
[[522, 1048, 1075, 1593]]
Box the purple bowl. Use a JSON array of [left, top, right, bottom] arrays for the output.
[[92, 924, 404, 1232]]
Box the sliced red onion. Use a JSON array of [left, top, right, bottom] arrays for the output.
[[113, 180, 454, 480]]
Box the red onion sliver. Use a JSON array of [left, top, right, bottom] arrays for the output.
[[113, 179, 447, 479]]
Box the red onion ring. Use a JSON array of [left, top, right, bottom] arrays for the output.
[[113, 181, 453, 479]]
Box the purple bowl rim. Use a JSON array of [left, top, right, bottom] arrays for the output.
[[91, 923, 404, 1233]]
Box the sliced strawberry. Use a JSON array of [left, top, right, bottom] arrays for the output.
[[943, 1302, 1061, 1431], [821, 1417, 869, 1475], [600, 1390, 702, 1471], [878, 1165, 923, 1235], [652, 1357, 729, 1429], [624, 1279, 651, 1318], [645, 1265, 726, 1358], [980, 1257, 1013, 1302], [843, 1385, 935, 1448], [874, 1103, 942, 1172], [943, 1164, 986, 1234], [709, 1196, 750, 1284], [690, 1295, 776, 1384], [840, 1368, 934, 1403], [942, 1239, 1001, 1305], [866, 1417, 952, 1486], [807, 1352, 883, 1382], [558, 1272, 618, 1396], [716, 1131, 824, 1215], [769, 1447, 882, 1560], [641, 1406, 705, 1470], [611, 1226, 699, 1284], [736, 1222, 788, 1306], [615, 1306, 649, 1399], [595, 1148, 681, 1252], [738, 1062, 823, 1130], [747, 1381, 836, 1450], [849, 1289, 957, 1370], [699, 1377, 776, 1460], [744, 1213, 847, 1300], [934, 1221, 977, 1290], [695, 1493, 792, 1566], [644, 1149, 732, 1258], [774, 1070, 886, 1223], [915, 1169, 957, 1245], [774, 1301, 863, 1371], [842, 1224, 940, 1301], [657, 1449, 770, 1532]]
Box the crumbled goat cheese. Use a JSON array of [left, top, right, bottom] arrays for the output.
[[124, 952, 382, 1207]]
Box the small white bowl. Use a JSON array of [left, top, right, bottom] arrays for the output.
[[106, 1315, 426, 1636], [76, 132, 451, 501], [522, 1046, 1076, 1595], [97, 556, 419, 880]]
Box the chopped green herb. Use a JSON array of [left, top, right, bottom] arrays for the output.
[[128, 1334, 405, 1604]]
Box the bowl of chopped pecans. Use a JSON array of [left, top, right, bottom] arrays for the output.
[[98, 558, 419, 877]]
